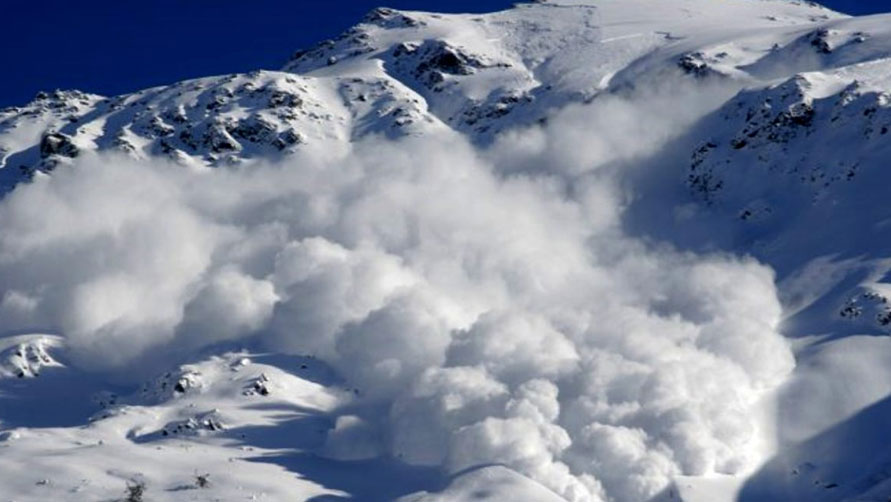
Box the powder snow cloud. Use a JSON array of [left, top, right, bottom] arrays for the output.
[[0, 84, 794, 501]]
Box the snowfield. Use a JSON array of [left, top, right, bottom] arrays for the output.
[[2, 0, 891, 501]]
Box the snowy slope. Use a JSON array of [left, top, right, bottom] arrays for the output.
[[625, 10, 891, 502], [0, 0, 840, 189], [3, 1, 891, 501]]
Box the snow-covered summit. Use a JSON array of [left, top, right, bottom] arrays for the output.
[[0, 0, 848, 189]]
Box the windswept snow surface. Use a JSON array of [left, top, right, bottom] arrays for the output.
[[2, 1, 891, 501]]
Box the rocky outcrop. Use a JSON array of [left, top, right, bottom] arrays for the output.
[[140, 368, 205, 404], [39, 132, 79, 159], [389, 40, 497, 91], [687, 70, 891, 204]]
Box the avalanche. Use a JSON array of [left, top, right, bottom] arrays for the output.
[[2, 1, 891, 502]]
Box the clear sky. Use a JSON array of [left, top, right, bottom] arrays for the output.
[[1, 0, 887, 108]]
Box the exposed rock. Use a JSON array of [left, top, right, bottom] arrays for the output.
[[809, 28, 834, 54], [228, 115, 278, 144], [0, 338, 61, 378], [677, 52, 727, 79], [141, 368, 204, 403], [243, 373, 271, 397], [39, 132, 79, 159], [391, 40, 493, 90], [364, 7, 425, 28], [203, 121, 242, 153], [157, 410, 226, 438]]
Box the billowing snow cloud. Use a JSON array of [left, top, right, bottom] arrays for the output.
[[0, 88, 793, 501]]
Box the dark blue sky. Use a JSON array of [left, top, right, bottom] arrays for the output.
[[2, 0, 887, 108]]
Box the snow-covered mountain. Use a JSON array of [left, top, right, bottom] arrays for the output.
[[3, 1, 891, 501], [0, 0, 840, 185]]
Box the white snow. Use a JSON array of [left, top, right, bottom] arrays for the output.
[[2, 0, 891, 501]]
